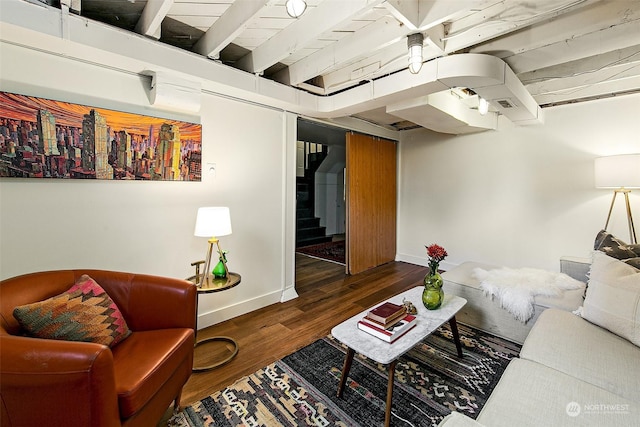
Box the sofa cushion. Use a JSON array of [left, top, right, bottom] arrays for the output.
[[520, 308, 640, 402], [111, 328, 193, 418], [13, 274, 131, 348], [583, 251, 640, 346], [438, 412, 486, 427], [477, 359, 637, 426]]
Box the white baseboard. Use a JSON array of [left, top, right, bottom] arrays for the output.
[[197, 291, 282, 330], [395, 253, 458, 272], [280, 286, 299, 302]]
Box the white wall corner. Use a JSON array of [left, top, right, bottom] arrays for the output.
[[281, 111, 299, 302]]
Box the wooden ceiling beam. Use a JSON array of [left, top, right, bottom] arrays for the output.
[[60, 0, 80, 14], [504, 18, 640, 75], [134, 0, 174, 40], [444, 0, 598, 54], [533, 75, 640, 105], [273, 16, 407, 86], [313, 25, 446, 95], [314, 41, 407, 94], [192, 0, 271, 59], [526, 56, 640, 95], [235, 0, 386, 74], [385, 0, 483, 31], [519, 45, 640, 85], [472, 2, 640, 75]]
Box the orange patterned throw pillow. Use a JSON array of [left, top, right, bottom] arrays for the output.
[[13, 274, 132, 347]]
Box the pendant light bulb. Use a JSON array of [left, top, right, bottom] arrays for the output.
[[478, 97, 489, 115], [407, 33, 424, 74], [286, 0, 307, 18]]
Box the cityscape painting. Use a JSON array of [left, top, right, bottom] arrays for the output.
[[0, 91, 202, 181]]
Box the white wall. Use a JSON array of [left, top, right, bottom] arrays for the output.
[[315, 145, 346, 235], [0, 40, 292, 329], [397, 93, 640, 272]]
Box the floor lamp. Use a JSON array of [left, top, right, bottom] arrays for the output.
[[595, 154, 640, 244], [194, 207, 232, 286]]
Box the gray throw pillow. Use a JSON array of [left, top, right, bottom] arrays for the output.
[[625, 257, 640, 269], [594, 229, 640, 259]]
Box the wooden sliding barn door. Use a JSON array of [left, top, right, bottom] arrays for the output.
[[346, 132, 397, 275]]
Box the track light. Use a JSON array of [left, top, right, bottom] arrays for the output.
[[407, 33, 424, 74], [285, 0, 307, 18], [478, 97, 489, 115]]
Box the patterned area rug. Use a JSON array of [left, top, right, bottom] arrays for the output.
[[169, 322, 520, 427], [296, 241, 345, 264]]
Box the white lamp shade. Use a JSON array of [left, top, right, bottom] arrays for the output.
[[595, 154, 640, 189], [194, 207, 232, 237]]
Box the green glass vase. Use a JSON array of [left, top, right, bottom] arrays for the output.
[[422, 271, 444, 310], [212, 260, 226, 278], [212, 251, 228, 279]]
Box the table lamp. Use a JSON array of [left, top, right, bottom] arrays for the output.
[[194, 207, 232, 285], [595, 154, 640, 244]]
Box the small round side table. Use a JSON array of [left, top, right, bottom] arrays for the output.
[[186, 269, 241, 372]]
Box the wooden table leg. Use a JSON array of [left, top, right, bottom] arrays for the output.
[[449, 315, 464, 358], [385, 360, 397, 427], [337, 347, 355, 397]]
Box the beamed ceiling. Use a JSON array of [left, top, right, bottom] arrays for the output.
[[8, 0, 640, 133]]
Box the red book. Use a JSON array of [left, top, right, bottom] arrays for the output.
[[366, 302, 405, 324], [357, 314, 417, 343], [360, 314, 405, 330]]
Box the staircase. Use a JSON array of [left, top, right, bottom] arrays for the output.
[[296, 146, 332, 247]]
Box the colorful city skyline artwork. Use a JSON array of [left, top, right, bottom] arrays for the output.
[[0, 91, 202, 181]]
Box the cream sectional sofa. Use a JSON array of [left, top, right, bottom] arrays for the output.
[[438, 250, 640, 426]]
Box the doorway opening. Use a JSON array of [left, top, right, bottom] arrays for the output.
[[295, 119, 346, 265]]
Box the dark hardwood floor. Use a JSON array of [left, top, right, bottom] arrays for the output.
[[161, 254, 427, 424]]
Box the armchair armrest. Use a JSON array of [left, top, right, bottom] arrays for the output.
[[127, 274, 197, 331], [0, 335, 120, 427]]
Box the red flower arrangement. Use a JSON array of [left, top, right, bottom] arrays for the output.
[[425, 244, 447, 274]]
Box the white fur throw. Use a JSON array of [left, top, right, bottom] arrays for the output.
[[472, 267, 584, 322]]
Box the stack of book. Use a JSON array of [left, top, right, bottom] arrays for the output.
[[357, 301, 417, 343]]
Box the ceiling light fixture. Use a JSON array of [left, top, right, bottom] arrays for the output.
[[285, 0, 307, 18], [407, 33, 424, 74], [478, 97, 489, 115]]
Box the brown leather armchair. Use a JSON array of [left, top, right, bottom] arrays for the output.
[[0, 269, 197, 427]]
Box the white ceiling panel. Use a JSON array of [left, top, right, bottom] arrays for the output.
[[19, 0, 639, 133]]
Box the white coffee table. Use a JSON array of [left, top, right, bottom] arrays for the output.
[[331, 288, 467, 427]]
